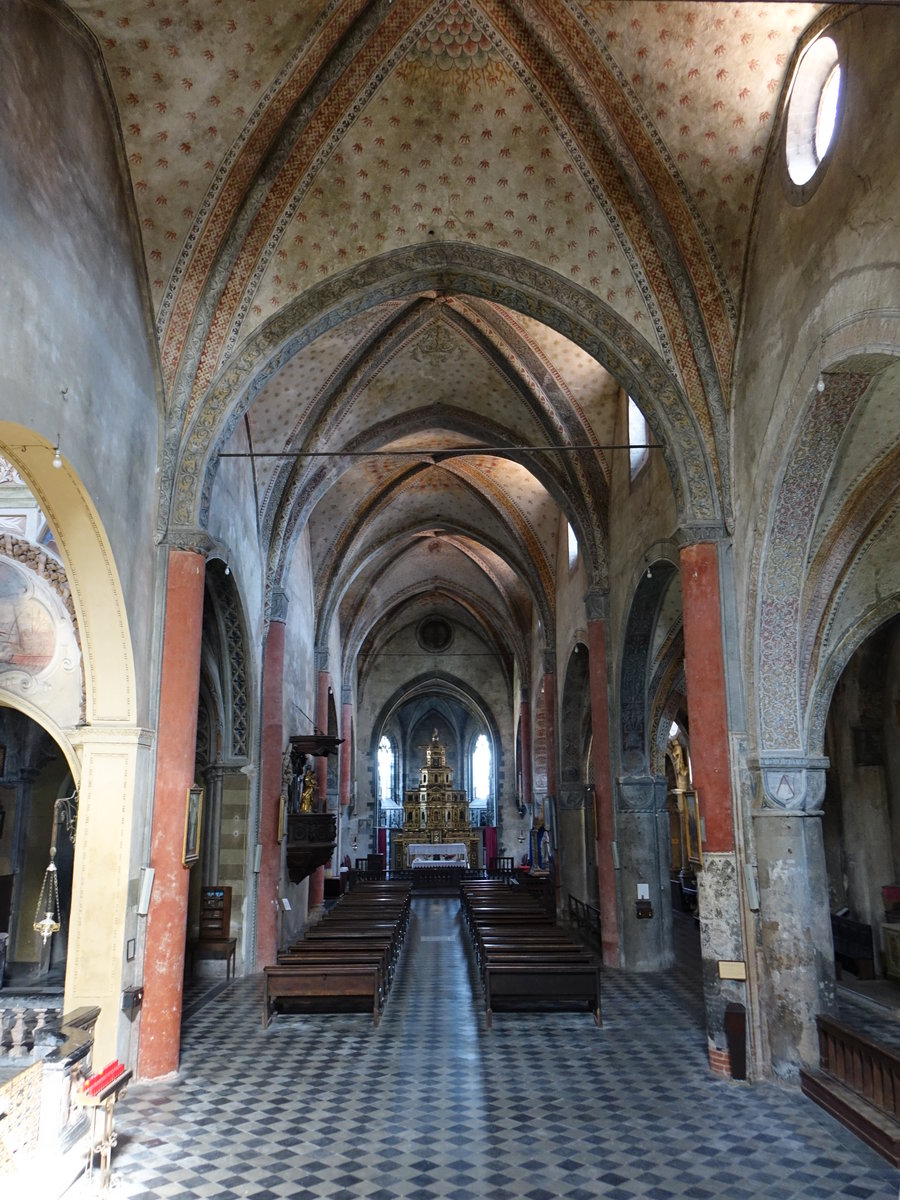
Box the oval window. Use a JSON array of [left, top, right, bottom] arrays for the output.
[[786, 36, 841, 187]]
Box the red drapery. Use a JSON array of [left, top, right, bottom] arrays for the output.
[[484, 826, 498, 868]]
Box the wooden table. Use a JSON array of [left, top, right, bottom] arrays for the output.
[[188, 936, 237, 979]]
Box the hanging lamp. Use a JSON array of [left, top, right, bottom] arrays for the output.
[[33, 847, 61, 944]]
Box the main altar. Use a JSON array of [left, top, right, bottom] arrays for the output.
[[392, 730, 481, 871]]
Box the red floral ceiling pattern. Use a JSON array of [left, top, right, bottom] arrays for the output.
[[69, 0, 819, 398]]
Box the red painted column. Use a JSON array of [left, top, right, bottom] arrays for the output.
[[256, 617, 285, 968], [542, 669, 557, 801], [308, 666, 330, 909], [340, 697, 352, 807], [587, 615, 620, 966], [680, 542, 734, 853], [519, 694, 533, 808], [138, 549, 205, 1079], [542, 667, 561, 910]]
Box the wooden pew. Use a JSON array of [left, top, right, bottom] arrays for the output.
[[263, 962, 383, 1027], [483, 959, 602, 1027], [460, 879, 602, 1027], [263, 881, 412, 1027]]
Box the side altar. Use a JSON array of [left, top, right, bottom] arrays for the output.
[[392, 730, 481, 871]]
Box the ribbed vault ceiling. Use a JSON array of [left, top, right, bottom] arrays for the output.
[[67, 0, 823, 688]]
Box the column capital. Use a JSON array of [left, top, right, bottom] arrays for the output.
[[751, 752, 829, 813], [268, 588, 288, 623], [673, 521, 729, 548], [616, 775, 668, 813], [69, 724, 154, 752], [315, 646, 329, 672], [584, 587, 609, 622], [341, 686, 353, 707], [541, 649, 556, 677], [159, 526, 214, 555], [520, 687, 531, 706]]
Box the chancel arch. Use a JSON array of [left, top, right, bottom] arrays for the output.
[[170, 249, 722, 544]]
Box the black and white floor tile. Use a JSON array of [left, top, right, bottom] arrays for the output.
[[66, 900, 900, 1199]]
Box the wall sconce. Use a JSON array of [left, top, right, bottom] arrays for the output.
[[136, 866, 155, 916], [52, 438, 62, 469]]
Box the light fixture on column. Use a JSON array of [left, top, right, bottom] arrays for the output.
[[52, 436, 62, 469], [224, 563, 230, 576], [816, 338, 826, 393], [645, 556, 653, 579]]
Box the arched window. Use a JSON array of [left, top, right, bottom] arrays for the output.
[[471, 733, 491, 803], [628, 395, 648, 477], [378, 735, 396, 804], [567, 521, 578, 569]]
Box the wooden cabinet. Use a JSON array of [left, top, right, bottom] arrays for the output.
[[189, 887, 236, 979], [199, 886, 231, 937]]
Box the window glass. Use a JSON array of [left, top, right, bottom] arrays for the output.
[[567, 522, 578, 568], [378, 735, 395, 803], [472, 734, 491, 802], [786, 36, 840, 187], [628, 396, 648, 476]]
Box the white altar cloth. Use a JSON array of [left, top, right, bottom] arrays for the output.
[[406, 842, 469, 867]]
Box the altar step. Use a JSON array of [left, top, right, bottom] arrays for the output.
[[800, 1014, 900, 1165]]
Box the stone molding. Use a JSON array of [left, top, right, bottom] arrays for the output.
[[269, 588, 288, 623], [616, 775, 668, 814], [557, 785, 588, 812], [751, 752, 829, 813], [584, 587, 610, 622], [673, 521, 729, 548], [160, 526, 215, 555]]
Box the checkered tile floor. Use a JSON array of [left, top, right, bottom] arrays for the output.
[[67, 900, 899, 1199]]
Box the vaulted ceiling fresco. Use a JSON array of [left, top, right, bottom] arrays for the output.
[[67, 0, 823, 687]]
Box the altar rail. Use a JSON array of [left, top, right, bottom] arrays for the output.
[[816, 1015, 900, 1118], [351, 865, 515, 885], [800, 1014, 900, 1164]]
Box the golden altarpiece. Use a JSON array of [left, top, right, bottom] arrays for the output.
[[392, 730, 481, 871]]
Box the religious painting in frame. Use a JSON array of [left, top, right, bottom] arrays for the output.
[[684, 789, 702, 868], [183, 786, 203, 867]]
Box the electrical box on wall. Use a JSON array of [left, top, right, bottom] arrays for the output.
[[636, 899, 653, 919]]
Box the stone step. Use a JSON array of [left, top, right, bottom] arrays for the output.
[[800, 1066, 900, 1166]]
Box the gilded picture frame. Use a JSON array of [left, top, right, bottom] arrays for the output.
[[684, 789, 703, 867], [183, 786, 203, 867], [277, 793, 287, 844]]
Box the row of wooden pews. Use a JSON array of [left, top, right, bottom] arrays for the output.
[[460, 878, 602, 1028], [263, 880, 412, 1028]]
